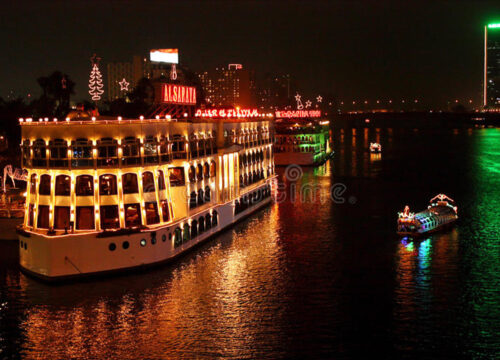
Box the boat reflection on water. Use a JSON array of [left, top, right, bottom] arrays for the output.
[[9, 208, 292, 359], [393, 229, 460, 353]]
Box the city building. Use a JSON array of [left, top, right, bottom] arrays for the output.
[[107, 56, 176, 101], [484, 23, 500, 110], [256, 73, 294, 110], [198, 64, 253, 107]]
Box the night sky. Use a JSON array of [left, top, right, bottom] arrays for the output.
[[2, 1, 499, 108]]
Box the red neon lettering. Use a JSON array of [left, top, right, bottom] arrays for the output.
[[173, 86, 178, 102], [162, 84, 196, 104]]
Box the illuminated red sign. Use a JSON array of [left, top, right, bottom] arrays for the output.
[[275, 110, 321, 118], [160, 84, 196, 105], [195, 108, 262, 118]]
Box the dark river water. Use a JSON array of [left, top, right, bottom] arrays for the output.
[[0, 127, 499, 359]]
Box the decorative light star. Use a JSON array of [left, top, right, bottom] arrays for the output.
[[316, 95, 323, 103], [305, 100, 312, 108], [295, 93, 304, 110], [119, 78, 130, 91]]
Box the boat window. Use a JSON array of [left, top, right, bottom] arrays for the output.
[[54, 206, 70, 230], [188, 166, 196, 183], [145, 202, 159, 225], [191, 220, 198, 238], [197, 164, 203, 181], [22, 140, 31, 167], [144, 135, 159, 164], [210, 160, 216, 177], [205, 213, 211, 230], [100, 205, 119, 230], [183, 223, 190, 242], [30, 174, 37, 194], [28, 204, 34, 227], [55, 175, 70, 196], [174, 227, 182, 246], [39, 174, 51, 195], [37, 205, 50, 229], [198, 139, 206, 157], [157, 170, 166, 190], [97, 138, 118, 167], [122, 173, 138, 194], [33, 139, 47, 167], [71, 138, 93, 168], [189, 191, 197, 209], [206, 136, 213, 155], [204, 186, 211, 203], [169, 167, 185, 187], [197, 188, 204, 205], [159, 136, 171, 163], [124, 203, 141, 227], [49, 139, 69, 167], [76, 206, 94, 230], [198, 216, 205, 233], [172, 134, 187, 159], [99, 174, 117, 196], [75, 175, 94, 196], [122, 137, 141, 165], [212, 211, 218, 227], [189, 134, 198, 158], [203, 163, 210, 179], [142, 171, 155, 193], [161, 200, 170, 222]]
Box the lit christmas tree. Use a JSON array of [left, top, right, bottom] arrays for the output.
[[88, 54, 104, 101]]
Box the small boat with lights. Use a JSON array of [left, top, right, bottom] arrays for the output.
[[369, 142, 382, 153], [397, 194, 458, 237]]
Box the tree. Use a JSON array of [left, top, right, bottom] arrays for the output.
[[35, 71, 75, 117], [0, 97, 30, 158]]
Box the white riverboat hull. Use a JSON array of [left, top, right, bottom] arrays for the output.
[[19, 182, 273, 281]]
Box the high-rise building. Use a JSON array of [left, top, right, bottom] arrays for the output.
[[198, 64, 252, 107], [107, 62, 133, 100], [484, 23, 500, 110], [256, 73, 294, 110], [107, 56, 175, 100]]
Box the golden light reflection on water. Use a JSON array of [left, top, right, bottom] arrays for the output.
[[18, 208, 288, 359]]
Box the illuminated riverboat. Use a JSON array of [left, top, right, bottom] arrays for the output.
[[397, 194, 458, 237], [274, 110, 332, 166], [17, 107, 276, 281]]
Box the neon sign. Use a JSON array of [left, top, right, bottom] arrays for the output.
[[160, 84, 196, 105], [195, 108, 261, 118], [275, 110, 321, 118]]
